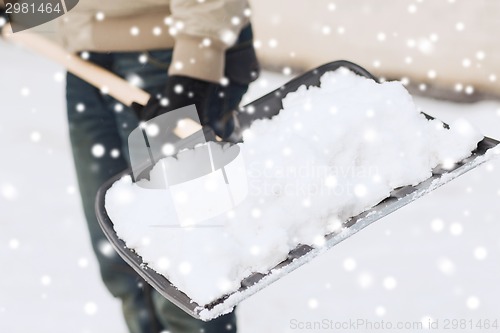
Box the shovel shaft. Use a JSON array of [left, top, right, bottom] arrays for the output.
[[2, 23, 150, 107]]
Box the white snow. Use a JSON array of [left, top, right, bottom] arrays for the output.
[[2, 40, 500, 332], [105, 69, 484, 309]]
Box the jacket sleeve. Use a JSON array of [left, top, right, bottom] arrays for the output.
[[168, 0, 250, 83]]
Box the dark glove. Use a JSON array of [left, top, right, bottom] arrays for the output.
[[133, 75, 234, 139]]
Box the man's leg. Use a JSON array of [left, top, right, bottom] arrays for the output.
[[66, 52, 164, 333], [111, 49, 240, 333], [111, 26, 256, 333]]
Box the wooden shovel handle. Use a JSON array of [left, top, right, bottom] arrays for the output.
[[2, 23, 150, 107]]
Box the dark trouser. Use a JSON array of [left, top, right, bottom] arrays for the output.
[[66, 27, 256, 333]]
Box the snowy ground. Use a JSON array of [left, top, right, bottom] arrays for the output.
[[1, 41, 499, 333]]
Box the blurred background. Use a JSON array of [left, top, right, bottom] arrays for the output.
[[1, 0, 499, 332], [251, 0, 499, 100]]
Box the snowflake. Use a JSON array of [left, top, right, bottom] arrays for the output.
[[231, 16, 241, 26], [417, 38, 434, 54], [40, 275, 51, 286], [1, 184, 18, 200], [76, 103, 85, 112], [162, 143, 175, 156], [268, 39, 278, 48], [465, 85, 474, 95], [130, 26, 140, 36], [437, 257, 455, 275], [153, 26, 162, 36], [91, 143, 105, 158], [251, 208, 261, 218], [80, 51, 90, 60], [307, 298, 319, 309], [179, 262, 192, 275], [98, 240, 115, 257], [9, 239, 20, 250], [282, 67, 292, 76], [449, 222, 463, 236], [383, 276, 397, 290], [375, 306, 386, 316], [20, 87, 30, 96], [30, 131, 41, 142], [95, 12, 105, 21], [138, 54, 148, 64], [343, 257, 357, 271], [84, 302, 98, 315], [53, 72, 64, 82], [455, 22, 465, 31], [110, 149, 120, 159], [474, 247, 488, 260], [354, 184, 368, 198], [430, 218, 444, 232], [377, 32, 386, 42], [358, 272, 373, 288], [145, 123, 159, 137], [127, 74, 144, 87], [466, 296, 480, 310], [156, 257, 171, 272], [78, 257, 89, 268]]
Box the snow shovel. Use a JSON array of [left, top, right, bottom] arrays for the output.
[[5, 25, 500, 320], [95, 65, 499, 320]]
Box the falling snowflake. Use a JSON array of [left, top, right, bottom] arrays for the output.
[[430, 218, 444, 232], [9, 239, 20, 250], [343, 257, 357, 271], [375, 306, 386, 316], [30, 131, 41, 142], [354, 184, 368, 198], [358, 272, 373, 288], [20, 87, 30, 96], [449, 222, 463, 236], [466, 296, 480, 310], [383, 276, 397, 290], [40, 275, 51, 286], [437, 257, 455, 275], [95, 12, 105, 21], [268, 39, 278, 48], [1, 184, 18, 200], [474, 247, 488, 260], [84, 302, 98, 315], [110, 149, 120, 159], [91, 144, 105, 158], [251, 208, 261, 218], [98, 240, 115, 258], [76, 103, 85, 112], [307, 298, 319, 309], [179, 262, 192, 275], [78, 258, 89, 268], [130, 26, 140, 36]]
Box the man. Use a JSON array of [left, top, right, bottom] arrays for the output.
[[1, 1, 259, 332]]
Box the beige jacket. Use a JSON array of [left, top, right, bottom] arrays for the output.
[[58, 0, 250, 82]]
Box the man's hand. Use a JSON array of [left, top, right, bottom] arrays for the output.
[[134, 75, 233, 138]]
